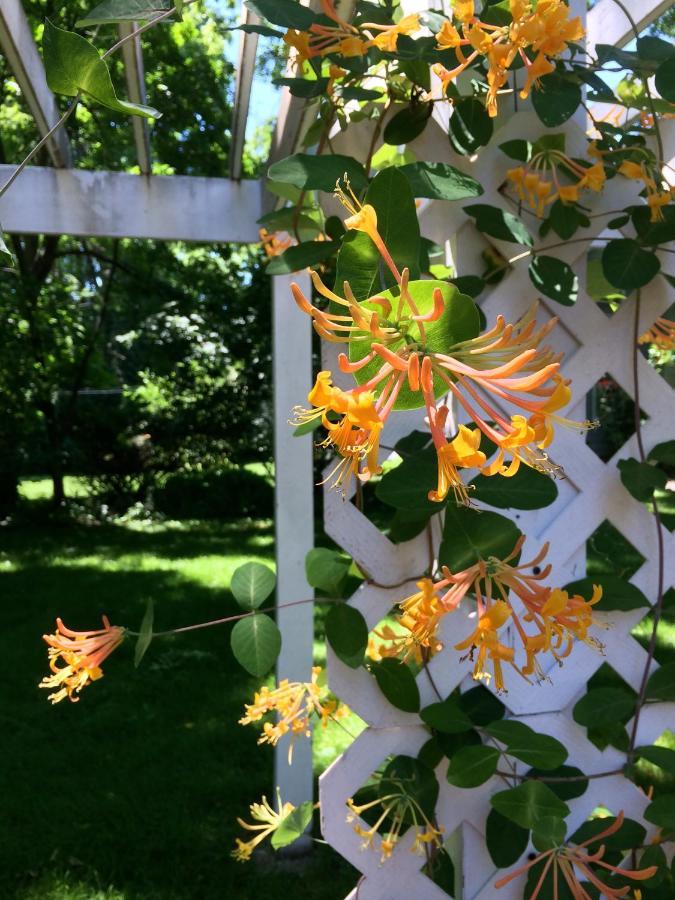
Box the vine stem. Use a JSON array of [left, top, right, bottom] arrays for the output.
[[0, 0, 197, 201], [495, 769, 624, 783], [627, 290, 666, 758]]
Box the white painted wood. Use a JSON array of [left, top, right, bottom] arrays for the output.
[[229, 8, 260, 181], [0, 165, 262, 242], [118, 23, 152, 176], [272, 272, 315, 814], [0, 0, 71, 167], [587, 0, 672, 49]]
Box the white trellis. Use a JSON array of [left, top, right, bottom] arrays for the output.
[[295, 2, 675, 897]]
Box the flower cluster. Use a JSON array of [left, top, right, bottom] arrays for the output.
[[346, 792, 443, 864], [434, 0, 584, 117], [39, 616, 125, 704], [639, 315, 675, 351], [381, 537, 603, 691], [495, 811, 657, 897], [259, 227, 292, 258], [505, 150, 606, 216], [292, 185, 592, 502], [232, 792, 296, 862], [239, 666, 347, 762], [619, 159, 673, 222]]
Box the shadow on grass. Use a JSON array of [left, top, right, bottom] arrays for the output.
[[0, 529, 356, 900]]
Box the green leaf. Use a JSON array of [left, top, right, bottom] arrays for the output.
[[267, 153, 368, 194], [245, 0, 316, 29], [334, 166, 421, 301], [265, 240, 340, 275], [398, 161, 483, 200], [0, 228, 14, 268], [637, 36, 675, 64], [418, 737, 445, 769], [383, 103, 432, 145], [325, 604, 368, 669], [573, 687, 635, 728], [421, 696, 473, 734], [656, 56, 675, 103], [447, 744, 500, 788], [464, 204, 533, 246], [529, 255, 578, 306], [646, 662, 675, 701], [439, 505, 522, 572], [231, 562, 276, 611], [562, 576, 648, 612], [649, 440, 675, 468], [618, 457, 668, 502], [469, 465, 558, 510], [76, 0, 170, 26], [629, 205, 675, 246], [491, 781, 569, 831], [371, 658, 420, 712], [449, 275, 485, 297], [274, 77, 331, 99], [486, 808, 529, 867], [485, 720, 568, 770], [597, 44, 658, 73], [271, 801, 313, 850], [638, 844, 667, 888], [449, 97, 493, 155], [572, 815, 646, 850], [499, 139, 532, 162], [601, 239, 661, 291], [459, 685, 505, 725], [305, 548, 351, 596], [349, 281, 479, 409], [645, 795, 675, 830], [230, 614, 282, 676], [636, 745, 675, 773], [548, 198, 587, 240], [134, 598, 154, 668], [527, 766, 588, 801], [532, 73, 581, 127], [376, 446, 440, 512], [531, 815, 567, 851], [389, 508, 434, 543], [43, 20, 160, 119]]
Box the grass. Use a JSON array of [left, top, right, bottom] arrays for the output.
[[0, 481, 357, 900]]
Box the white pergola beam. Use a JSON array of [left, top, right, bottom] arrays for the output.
[[118, 23, 152, 176], [0, 0, 71, 168], [587, 0, 671, 49], [229, 9, 260, 181], [0, 165, 262, 242]]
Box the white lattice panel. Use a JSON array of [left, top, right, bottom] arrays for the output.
[[316, 54, 675, 898]]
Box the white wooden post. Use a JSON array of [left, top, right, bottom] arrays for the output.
[[272, 272, 315, 815]]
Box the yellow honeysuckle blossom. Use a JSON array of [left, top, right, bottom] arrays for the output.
[[495, 811, 657, 896], [618, 158, 673, 222], [239, 666, 348, 762], [39, 616, 125, 704], [434, 0, 583, 117], [347, 793, 443, 864], [362, 14, 421, 53], [505, 146, 606, 216], [259, 227, 292, 258], [429, 424, 486, 505], [384, 538, 602, 690], [638, 316, 675, 351], [231, 792, 295, 862]]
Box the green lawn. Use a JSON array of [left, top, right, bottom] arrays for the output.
[[0, 490, 357, 900]]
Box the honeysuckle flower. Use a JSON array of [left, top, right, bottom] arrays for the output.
[[307, 2, 369, 58], [618, 158, 672, 222], [346, 792, 443, 864], [239, 666, 346, 762], [259, 227, 292, 258], [505, 147, 606, 216], [385, 538, 602, 689], [231, 792, 296, 862], [282, 29, 312, 72], [433, 0, 583, 115], [638, 316, 675, 350], [39, 616, 125, 704], [362, 14, 421, 52], [495, 811, 658, 897]]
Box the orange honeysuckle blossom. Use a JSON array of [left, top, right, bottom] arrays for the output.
[[495, 811, 658, 898], [638, 316, 675, 351], [346, 793, 443, 864], [259, 227, 293, 258], [239, 666, 347, 762], [618, 159, 673, 222], [232, 792, 296, 862], [380, 537, 603, 690], [434, 0, 583, 117], [39, 616, 125, 704], [360, 14, 421, 52], [505, 149, 606, 217]]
